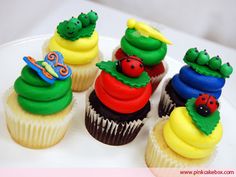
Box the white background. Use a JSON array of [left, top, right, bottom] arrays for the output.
[[92, 0, 236, 49]]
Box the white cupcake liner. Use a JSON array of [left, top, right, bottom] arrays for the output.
[[158, 78, 177, 119], [3, 88, 76, 149], [149, 60, 168, 93], [85, 88, 149, 145], [43, 39, 103, 92], [145, 120, 216, 168], [69, 57, 100, 92]]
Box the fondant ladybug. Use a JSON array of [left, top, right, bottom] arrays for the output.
[[116, 56, 144, 77], [195, 94, 219, 117]]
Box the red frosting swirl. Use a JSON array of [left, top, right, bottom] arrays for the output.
[[95, 71, 152, 114]]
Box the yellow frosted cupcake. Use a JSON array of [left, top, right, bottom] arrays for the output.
[[145, 94, 222, 167], [43, 10, 101, 91], [3, 51, 76, 149]]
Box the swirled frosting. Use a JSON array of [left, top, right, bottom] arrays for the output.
[[95, 71, 152, 114], [14, 63, 72, 115], [120, 28, 167, 66], [163, 107, 222, 159], [48, 31, 99, 65], [171, 66, 225, 100]]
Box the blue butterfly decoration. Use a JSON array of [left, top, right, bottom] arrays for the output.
[[23, 51, 72, 84]]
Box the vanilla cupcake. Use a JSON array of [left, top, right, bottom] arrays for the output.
[[44, 10, 101, 91], [146, 94, 222, 167], [3, 51, 75, 149]]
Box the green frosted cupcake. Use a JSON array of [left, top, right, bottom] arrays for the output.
[[3, 51, 76, 149]]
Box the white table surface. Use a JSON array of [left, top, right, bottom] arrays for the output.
[[1, 0, 235, 108]]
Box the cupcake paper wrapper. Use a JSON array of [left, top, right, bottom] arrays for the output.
[[69, 57, 100, 92], [145, 120, 215, 168], [158, 78, 176, 118], [3, 88, 76, 149], [85, 89, 149, 145], [43, 39, 102, 92], [145, 126, 185, 168], [150, 61, 168, 93]]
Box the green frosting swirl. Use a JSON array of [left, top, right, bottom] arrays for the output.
[[21, 65, 50, 87], [18, 91, 72, 115], [14, 77, 71, 101], [121, 29, 167, 66], [125, 29, 162, 50], [14, 63, 72, 115]]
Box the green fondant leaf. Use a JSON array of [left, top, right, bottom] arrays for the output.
[[96, 61, 150, 88], [184, 57, 225, 78], [186, 98, 220, 135]]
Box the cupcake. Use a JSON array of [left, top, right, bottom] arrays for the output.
[[158, 48, 233, 117], [3, 51, 75, 149], [113, 18, 172, 93], [43, 10, 100, 92], [146, 94, 222, 167], [85, 56, 152, 145]]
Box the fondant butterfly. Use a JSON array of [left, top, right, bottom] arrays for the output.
[[23, 51, 72, 84]]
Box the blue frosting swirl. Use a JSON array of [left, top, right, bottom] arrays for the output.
[[179, 66, 225, 91], [171, 66, 225, 100]]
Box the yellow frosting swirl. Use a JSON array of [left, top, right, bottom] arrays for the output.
[[163, 107, 223, 159], [48, 31, 99, 65]]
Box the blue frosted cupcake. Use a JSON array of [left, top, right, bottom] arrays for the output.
[[158, 47, 233, 117]]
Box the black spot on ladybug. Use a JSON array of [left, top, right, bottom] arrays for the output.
[[202, 97, 206, 101], [196, 104, 210, 116], [131, 65, 135, 69], [126, 59, 130, 62], [210, 101, 213, 104]]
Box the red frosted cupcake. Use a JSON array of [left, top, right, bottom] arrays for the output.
[[85, 56, 152, 145], [113, 19, 172, 93]]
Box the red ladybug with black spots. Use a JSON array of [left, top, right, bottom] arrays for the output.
[[116, 56, 144, 77], [195, 94, 219, 116]]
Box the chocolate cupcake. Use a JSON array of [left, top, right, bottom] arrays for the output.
[[85, 56, 152, 145], [158, 48, 233, 118]]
